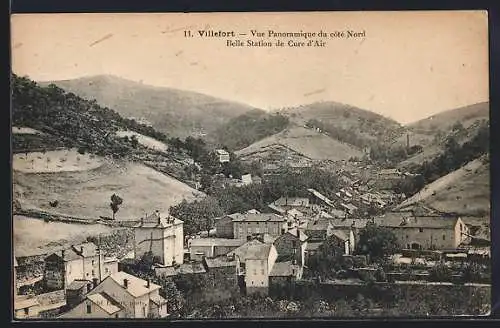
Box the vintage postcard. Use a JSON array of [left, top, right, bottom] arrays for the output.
[[11, 11, 490, 319]]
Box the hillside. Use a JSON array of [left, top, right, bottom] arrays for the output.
[[399, 115, 489, 169], [40, 75, 260, 138], [278, 101, 404, 148], [13, 155, 203, 221], [208, 109, 290, 151], [11, 74, 206, 222], [395, 155, 490, 216], [408, 102, 489, 134], [235, 125, 364, 162]]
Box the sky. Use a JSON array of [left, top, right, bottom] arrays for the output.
[[11, 11, 489, 124]]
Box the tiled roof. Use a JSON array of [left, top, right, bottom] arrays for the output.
[[373, 212, 459, 229], [87, 292, 123, 315], [282, 228, 308, 242], [231, 213, 285, 223], [108, 271, 160, 298], [228, 240, 272, 261]]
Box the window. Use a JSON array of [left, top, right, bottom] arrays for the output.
[[92, 270, 95, 276], [255, 227, 260, 234], [115, 314, 119, 318], [442, 235, 446, 241], [92, 260, 95, 266], [406, 235, 409, 239], [261, 269, 265, 275], [86, 304, 92, 314], [24, 308, 29, 315], [253, 269, 257, 275], [105, 268, 109, 273], [419, 228, 424, 233], [265, 227, 269, 234], [247, 227, 252, 234], [143, 306, 146, 317]]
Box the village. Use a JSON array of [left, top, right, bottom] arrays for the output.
[[13, 151, 491, 319]]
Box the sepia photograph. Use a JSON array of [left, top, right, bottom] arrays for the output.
[[10, 11, 490, 319]]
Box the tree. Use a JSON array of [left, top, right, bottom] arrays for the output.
[[169, 197, 224, 236], [356, 222, 398, 261], [109, 193, 123, 220]]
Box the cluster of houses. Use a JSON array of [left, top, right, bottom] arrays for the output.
[[13, 186, 489, 319]]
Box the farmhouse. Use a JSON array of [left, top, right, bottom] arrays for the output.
[[373, 212, 469, 250], [44, 242, 117, 290], [133, 211, 184, 267], [60, 271, 167, 319]]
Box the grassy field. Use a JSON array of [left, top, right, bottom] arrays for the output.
[[13, 149, 106, 173], [236, 126, 363, 161], [115, 130, 168, 152], [13, 155, 204, 221], [13, 215, 118, 257]]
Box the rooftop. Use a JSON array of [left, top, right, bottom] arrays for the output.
[[108, 271, 161, 298], [133, 211, 183, 228], [330, 229, 349, 241], [46, 242, 99, 262], [373, 212, 460, 229], [228, 240, 272, 261], [87, 292, 123, 315], [231, 213, 285, 223], [14, 296, 40, 310]]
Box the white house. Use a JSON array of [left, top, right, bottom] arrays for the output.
[[133, 211, 184, 266], [228, 240, 278, 295], [60, 271, 168, 319]]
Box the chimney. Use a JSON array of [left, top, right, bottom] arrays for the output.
[[146, 279, 150, 288], [80, 246, 84, 255], [141, 217, 144, 225], [86, 283, 93, 293], [123, 279, 128, 289], [406, 133, 410, 150], [92, 277, 98, 289], [61, 249, 65, 259]]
